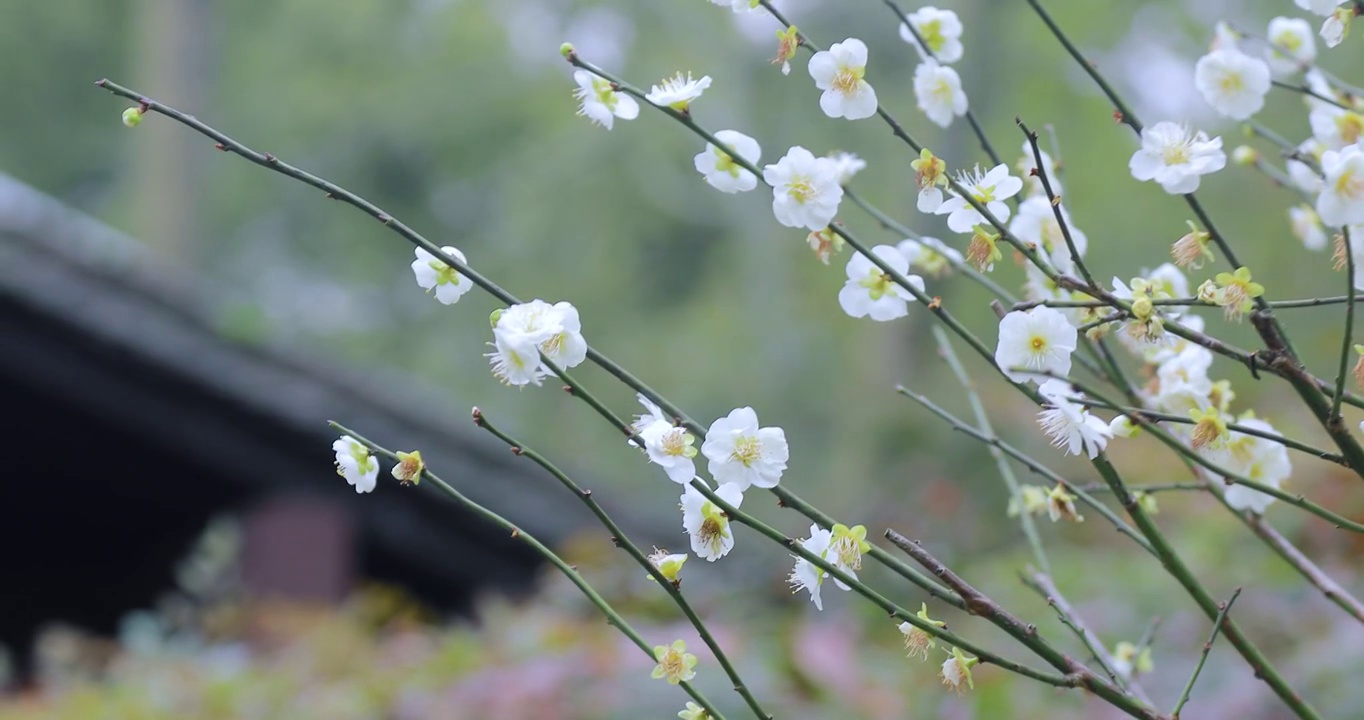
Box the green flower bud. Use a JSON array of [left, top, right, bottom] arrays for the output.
[[122, 107, 144, 128]]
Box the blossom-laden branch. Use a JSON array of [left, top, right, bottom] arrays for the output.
[[883, 531, 1162, 719], [471, 407, 773, 720], [1050, 275, 1364, 413], [1014, 294, 1364, 311], [92, 76, 971, 618], [1171, 588, 1242, 719], [740, 3, 1065, 280], [1072, 400, 1347, 467], [1054, 373, 1364, 534], [1021, 0, 1364, 484], [327, 422, 729, 720], [535, 350, 967, 611], [686, 480, 1091, 696], [841, 186, 1019, 304], [874, 0, 1003, 166]]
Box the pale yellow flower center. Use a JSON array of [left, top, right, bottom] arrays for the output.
[[1162, 144, 1191, 166], [1338, 112, 1362, 144], [920, 20, 945, 53], [660, 429, 691, 458], [788, 177, 816, 204], [714, 148, 741, 178], [1218, 71, 1244, 95], [858, 269, 893, 300], [730, 435, 762, 466], [660, 650, 686, 681], [1335, 166, 1364, 200], [832, 65, 863, 96]]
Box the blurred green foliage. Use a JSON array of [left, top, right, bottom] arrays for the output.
[[5, 0, 1364, 716]]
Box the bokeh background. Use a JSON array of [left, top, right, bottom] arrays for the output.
[[3, 0, 1363, 717]]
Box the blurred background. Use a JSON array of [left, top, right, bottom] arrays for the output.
[[2, 0, 1363, 717]]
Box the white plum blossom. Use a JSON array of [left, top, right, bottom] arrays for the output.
[[898, 7, 964, 63], [807, 38, 878, 120], [694, 130, 761, 193], [1129, 122, 1227, 194], [1287, 138, 1326, 194], [788, 525, 833, 610], [913, 60, 968, 128], [1194, 49, 1271, 120], [1310, 106, 1363, 151], [1146, 263, 1190, 302], [763, 146, 844, 230], [898, 237, 963, 277], [934, 164, 1023, 233], [410, 246, 474, 305], [1290, 205, 1329, 250], [995, 307, 1077, 384], [701, 407, 789, 490], [1296, 0, 1343, 16], [839, 245, 924, 321], [1009, 196, 1087, 274], [1218, 418, 1291, 514], [631, 395, 698, 484], [487, 329, 543, 387], [829, 152, 867, 185], [1037, 380, 1113, 459], [1317, 144, 1364, 226], [333, 435, 379, 494], [572, 70, 638, 130], [487, 300, 588, 386], [1153, 346, 1215, 416], [940, 647, 979, 693], [1321, 9, 1352, 48], [681, 481, 744, 561], [1266, 17, 1317, 75], [645, 72, 712, 111]]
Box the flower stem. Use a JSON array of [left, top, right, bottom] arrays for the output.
[[1171, 588, 1242, 719], [1017, 117, 1096, 288], [1022, 569, 1153, 705]]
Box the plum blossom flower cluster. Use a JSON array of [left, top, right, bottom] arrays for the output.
[[294, 0, 1364, 711]]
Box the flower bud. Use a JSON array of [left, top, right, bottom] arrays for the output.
[[122, 107, 144, 127], [1231, 145, 1259, 166]]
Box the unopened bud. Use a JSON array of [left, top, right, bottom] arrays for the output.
[[1231, 145, 1258, 166], [122, 107, 144, 127]]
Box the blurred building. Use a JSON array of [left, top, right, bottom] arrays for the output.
[[0, 174, 584, 671]]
